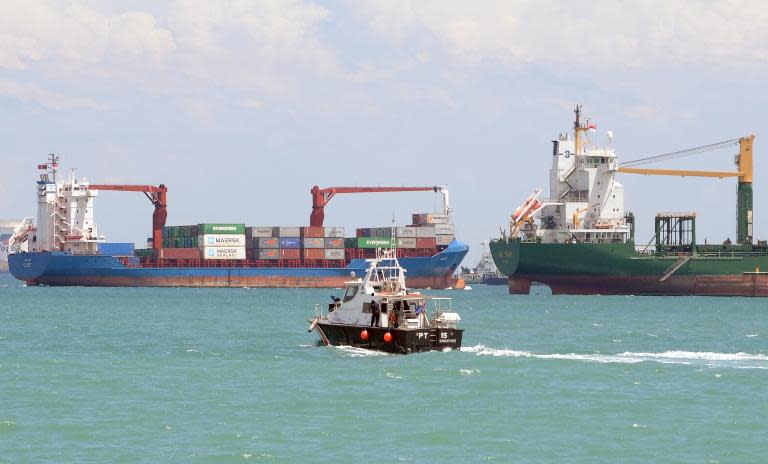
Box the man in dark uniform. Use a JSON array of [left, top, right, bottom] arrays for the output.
[[370, 299, 380, 327]]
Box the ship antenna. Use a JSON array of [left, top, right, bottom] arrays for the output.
[[574, 105, 582, 158], [48, 153, 59, 184]]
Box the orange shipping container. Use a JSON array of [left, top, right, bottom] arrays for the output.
[[280, 248, 300, 260], [303, 248, 325, 260], [156, 248, 200, 260], [416, 237, 436, 248], [301, 227, 325, 238]]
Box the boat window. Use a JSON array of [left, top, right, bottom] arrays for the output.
[[343, 285, 358, 303]]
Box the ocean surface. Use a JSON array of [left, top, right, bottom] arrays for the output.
[[1, 273, 766, 463]]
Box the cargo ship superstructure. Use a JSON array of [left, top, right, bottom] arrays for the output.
[[490, 106, 768, 296], [9, 157, 467, 288]]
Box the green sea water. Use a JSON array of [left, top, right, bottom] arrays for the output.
[[1, 272, 766, 463]]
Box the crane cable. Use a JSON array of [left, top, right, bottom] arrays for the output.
[[620, 138, 740, 167]]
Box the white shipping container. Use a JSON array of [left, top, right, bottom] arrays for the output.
[[324, 226, 345, 238], [436, 235, 454, 246], [412, 213, 450, 225], [279, 227, 301, 237], [415, 226, 436, 238], [246, 227, 276, 238], [202, 246, 247, 260], [396, 227, 417, 237], [324, 249, 345, 260], [397, 237, 417, 249], [434, 223, 454, 235], [199, 234, 247, 247]]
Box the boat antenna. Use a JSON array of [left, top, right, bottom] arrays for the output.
[[49, 153, 59, 184]]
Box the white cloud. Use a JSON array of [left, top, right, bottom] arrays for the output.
[[0, 79, 103, 110], [169, 0, 335, 69], [354, 0, 768, 69], [0, 1, 175, 70]]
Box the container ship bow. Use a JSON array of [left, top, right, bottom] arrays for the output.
[[9, 157, 467, 288], [490, 106, 768, 297]]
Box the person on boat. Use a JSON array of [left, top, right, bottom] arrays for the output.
[[370, 299, 380, 327], [415, 302, 425, 314]]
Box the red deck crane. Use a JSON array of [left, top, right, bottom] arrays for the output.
[[88, 184, 168, 250], [310, 185, 450, 227]]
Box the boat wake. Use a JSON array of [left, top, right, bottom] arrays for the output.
[[332, 345, 392, 357], [461, 345, 768, 369]]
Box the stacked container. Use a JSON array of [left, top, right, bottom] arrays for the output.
[[162, 225, 199, 248], [244, 226, 346, 261], [199, 223, 246, 260]]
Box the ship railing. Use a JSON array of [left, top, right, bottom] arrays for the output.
[[696, 250, 768, 258]]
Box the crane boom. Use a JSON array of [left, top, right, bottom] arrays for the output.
[[617, 167, 743, 178], [89, 184, 168, 250], [310, 185, 449, 227], [618, 135, 755, 244]]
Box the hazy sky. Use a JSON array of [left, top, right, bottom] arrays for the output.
[[1, 0, 766, 262]]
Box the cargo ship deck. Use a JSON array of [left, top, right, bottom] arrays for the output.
[[10, 240, 468, 288]]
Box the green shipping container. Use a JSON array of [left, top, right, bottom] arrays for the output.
[[344, 238, 358, 249], [357, 237, 394, 249], [199, 223, 246, 235]]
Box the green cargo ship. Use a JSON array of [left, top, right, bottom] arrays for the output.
[[490, 107, 768, 296]]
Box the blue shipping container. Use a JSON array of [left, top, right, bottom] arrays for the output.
[[279, 237, 301, 249], [98, 242, 135, 256]]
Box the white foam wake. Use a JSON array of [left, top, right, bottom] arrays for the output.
[[461, 345, 768, 368], [332, 345, 392, 357]]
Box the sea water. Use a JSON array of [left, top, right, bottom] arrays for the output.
[[0, 273, 766, 463]]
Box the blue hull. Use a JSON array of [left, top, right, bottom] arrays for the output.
[[9, 241, 468, 288]]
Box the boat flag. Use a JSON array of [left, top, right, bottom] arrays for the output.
[[587, 123, 597, 133]]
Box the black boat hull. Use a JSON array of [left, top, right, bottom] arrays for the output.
[[315, 322, 463, 354]]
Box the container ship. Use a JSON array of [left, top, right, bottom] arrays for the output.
[[8, 157, 467, 288], [490, 106, 768, 297]]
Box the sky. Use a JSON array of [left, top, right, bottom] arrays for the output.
[[1, 0, 767, 263]]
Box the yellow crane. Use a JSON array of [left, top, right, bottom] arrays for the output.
[[618, 135, 754, 244]]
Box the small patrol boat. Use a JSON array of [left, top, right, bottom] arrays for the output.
[[308, 249, 463, 354]]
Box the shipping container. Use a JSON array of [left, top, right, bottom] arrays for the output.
[[324, 249, 345, 260], [325, 237, 344, 249], [280, 248, 300, 260], [356, 228, 371, 238], [434, 223, 455, 235], [203, 247, 246, 260], [257, 249, 280, 260], [303, 237, 325, 249], [258, 237, 280, 249], [416, 237, 437, 248], [396, 227, 417, 237], [246, 227, 277, 238], [199, 223, 245, 235], [157, 248, 201, 260], [200, 234, 247, 248], [436, 235, 454, 246], [412, 213, 450, 225], [357, 237, 394, 249], [396, 237, 417, 249], [415, 226, 437, 238], [301, 226, 325, 238], [98, 242, 135, 256], [279, 237, 301, 249], [278, 227, 301, 237], [303, 248, 325, 260], [344, 238, 358, 249], [324, 227, 345, 238], [370, 227, 394, 237]]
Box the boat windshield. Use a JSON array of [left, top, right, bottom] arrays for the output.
[[343, 285, 359, 303]]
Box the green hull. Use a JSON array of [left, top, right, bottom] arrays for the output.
[[489, 238, 768, 296]]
